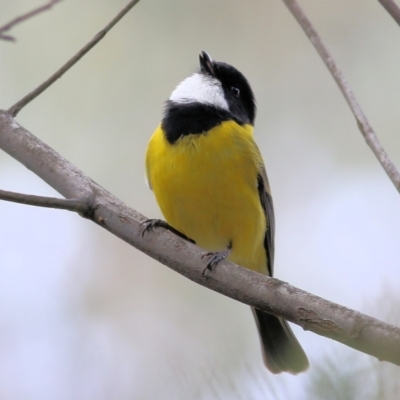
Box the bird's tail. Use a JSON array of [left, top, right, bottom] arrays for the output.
[[252, 308, 309, 374]]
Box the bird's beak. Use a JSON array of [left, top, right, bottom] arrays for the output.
[[199, 51, 215, 77]]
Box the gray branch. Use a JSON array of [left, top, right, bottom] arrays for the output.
[[379, 0, 400, 27], [0, 189, 91, 213], [282, 0, 400, 194], [8, 0, 141, 117], [1, 109, 399, 366], [0, 0, 63, 42]]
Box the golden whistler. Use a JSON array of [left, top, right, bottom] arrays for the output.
[[144, 51, 308, 374]]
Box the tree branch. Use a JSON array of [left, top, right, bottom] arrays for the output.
[[282, 0, 400, 194], [7, 0, 141, 117], [0, 0, 63, 42], [1, 109, 399, 366], [0, 189, 91, 214], [379, 0, 400, 27]]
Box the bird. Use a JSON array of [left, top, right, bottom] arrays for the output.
[[143, 51, 309, 374]]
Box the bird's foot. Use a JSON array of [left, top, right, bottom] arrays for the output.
[[141, 218, 166, 237], [141, 219, 195, 243], [201, 250, 230, 276]]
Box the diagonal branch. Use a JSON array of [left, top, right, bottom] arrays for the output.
[[0, 0, 63, 42], [282, 0, 400, 194], [0, 189, 91, 214], [379, 0, 400, 27], [1, 109, 400, 366], [8, 0, 140, 117]]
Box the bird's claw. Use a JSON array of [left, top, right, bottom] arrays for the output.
[[140, 218, 164, 238], [201, 250, 229, 276], [141, 219, 195, 244]]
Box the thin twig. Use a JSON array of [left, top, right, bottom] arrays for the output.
[[0, 0, 63, 42], [0, 189, 90, 213], [282, 0, 400, 194], [379, 0, 400, 27], [8, 0, 140, 117]]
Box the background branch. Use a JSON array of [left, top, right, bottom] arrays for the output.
[[0, 0, 63, 42], [282, 0, 400, 194], [8, 0, 140, 117], [0, 189, 91, 213], [379, 0, 400, 26], [1, 109, 399, 366]]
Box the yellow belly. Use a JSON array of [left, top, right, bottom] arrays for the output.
[[146, 121, 268, 274]]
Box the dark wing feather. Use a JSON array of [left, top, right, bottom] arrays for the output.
[[257, 166, 275, 277], [254, 164, 309, 374]]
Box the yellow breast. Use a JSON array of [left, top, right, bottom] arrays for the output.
[[146, 121, 268, 274]]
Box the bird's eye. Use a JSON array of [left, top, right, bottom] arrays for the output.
[[231, 86, 240, 97]]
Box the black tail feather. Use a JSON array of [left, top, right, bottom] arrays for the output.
[[252, 308, 309, 374]]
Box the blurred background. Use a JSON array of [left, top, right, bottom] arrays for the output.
[[1, 0, 400, 398]]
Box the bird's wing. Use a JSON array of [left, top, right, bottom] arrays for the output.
[[257, 164, 275, 277]]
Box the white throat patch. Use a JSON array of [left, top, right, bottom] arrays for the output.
[[169, 73, 229, 111]]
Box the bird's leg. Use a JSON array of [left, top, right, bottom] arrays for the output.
[[201, 241, 232, 276], [141, 219, 195, 243]]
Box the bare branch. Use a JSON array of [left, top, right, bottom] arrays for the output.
[[7, 0, 141, 117], [0, 189, 91, 213], [379, 0, 400, 27], [1, 109, 399, 366], [0, 0, 63, 42], [0, 34, 15, 42], [0, 117, 93, 200], [282, 0, 400, 194]]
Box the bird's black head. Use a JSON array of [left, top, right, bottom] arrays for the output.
[[163, 52, 257, 143], [199, 51, 256, 125]]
